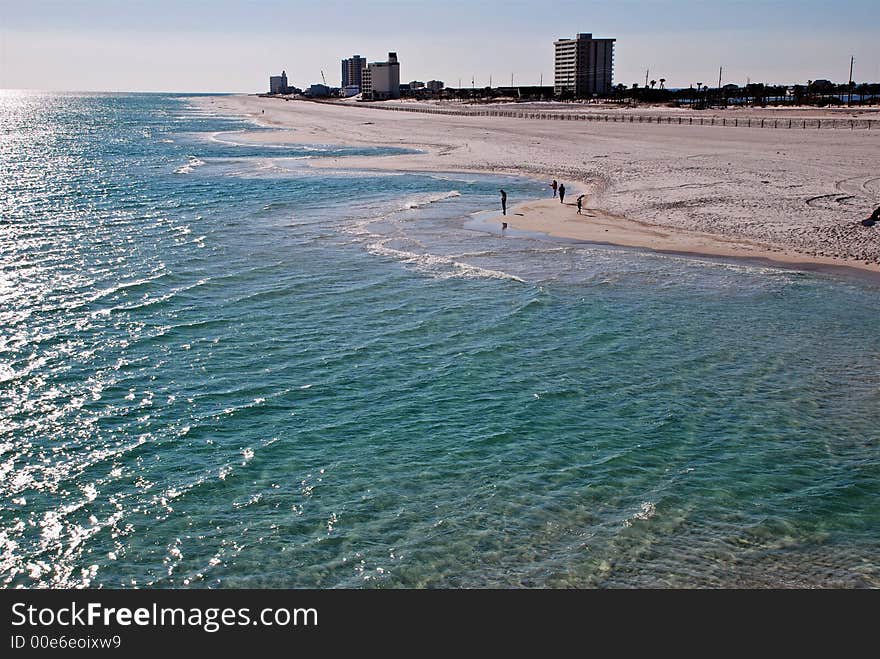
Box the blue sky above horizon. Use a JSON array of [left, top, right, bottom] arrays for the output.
[[2, 0, 878, 92]]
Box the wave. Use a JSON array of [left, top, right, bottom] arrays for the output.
[[174, 156, 206, 175], [339, 190, 460, 238], [336, 189, 525, 282], [207, 131, 316, 150], [88, 277, 210, 320], [208, 131, 245, 146], [403, 190, 461, 210], [38, 271, 172, 316], [623, 501, 658, 528], [428, 174, 479, 184], [366, 237, 524, 282]]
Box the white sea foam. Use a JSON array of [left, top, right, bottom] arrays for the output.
[[342, 191, 460, 238], [340, 190, 523, 282], [367, 238, 524, 282], [403, 190, 461, 209], [428, 174, 479, 184], [207, 131, 324, 150], [174, 157, 206, 175], [624, 501, 657, 527], [208, 130, 246, 146]]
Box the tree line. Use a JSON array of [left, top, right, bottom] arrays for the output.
[[609, 79, 880, 108]]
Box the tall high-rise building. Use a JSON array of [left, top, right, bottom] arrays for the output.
[[361, 52, 400, 101], [341, 55, 366, 91], [554, 33, 615, 98]]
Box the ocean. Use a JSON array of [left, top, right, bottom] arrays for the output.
[[1, 91, 878, 588]]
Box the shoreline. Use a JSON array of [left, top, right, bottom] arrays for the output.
[[191, 94, 880, 279], [496, 197, 880, 280]]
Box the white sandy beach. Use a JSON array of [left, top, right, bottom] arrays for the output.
[[196, 95, 880, 274]]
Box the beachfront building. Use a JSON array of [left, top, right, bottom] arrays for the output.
[[361, 52, 400, 101], [307, 84, 331, 98], [554, 33, 615, 98], [426, 80, 444, 92], [269, 70, 290, 95], [341, 55, 366, 92], [361, 66, 372, 99]]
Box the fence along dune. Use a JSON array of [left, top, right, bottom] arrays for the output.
[[324, 99, 880, 130]]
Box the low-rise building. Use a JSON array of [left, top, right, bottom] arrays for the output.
[[269, 70, 290, 94], [361, 52, 400, 101], [307, 84, 331, 98]]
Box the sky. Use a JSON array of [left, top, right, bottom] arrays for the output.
[[1, 0, 879, 92]]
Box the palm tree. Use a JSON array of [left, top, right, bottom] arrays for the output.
[[650, 79, 657, 89], [659, 78, 666, 90]]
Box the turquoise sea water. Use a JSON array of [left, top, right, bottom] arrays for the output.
[[1, 92, 878, 588]]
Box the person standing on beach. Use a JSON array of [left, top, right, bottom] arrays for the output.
[[576, 194, 584, 215], [500, 189, 507, 216], [550, 180, 558, 197], [558, 183, 566, 204]]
